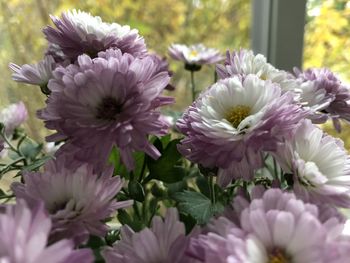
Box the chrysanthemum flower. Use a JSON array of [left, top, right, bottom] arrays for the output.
[[149, 53, 175, 90], [103, 208, 196, 263], [45, 43, 68, 63], [9, 55, 56, 89], [38, 49, 173, 170], [43, 9, 147, 60], [216, 49, 298, 93], [0, 199, 93, 263], [177, 75, 305, 186], [168, 44, 223, 69], [190, 189, 350, 263], [294, 67, 350, 131], [12, 157, 132, 245], [0, 101, 28, 137], [274, 119, 350, 207]]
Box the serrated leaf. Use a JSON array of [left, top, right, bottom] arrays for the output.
[[195, 175, 211, 198], [173, 191, 216, 224]]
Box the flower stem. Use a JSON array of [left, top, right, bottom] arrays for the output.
[[190, 70, 196, 102], [273, 157, 278, 180], [208, 174, 216, 205], [0, 132, 17, 154]]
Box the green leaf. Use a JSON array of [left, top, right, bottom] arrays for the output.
[[21, 156, 51, 173], [19, 138, 43, 160], [117, 209, 133, 226], [195, 175, 211, 198], [179, 212, 197, 234], [117, 209, 144, 232], [160, 134, 171, 148], [108, 147, 145, 179], [167, 180, 188, 196], [128, 181, 145, 202], [146, 139, 185, 183], [173, 191, 220, 224], [84, 236, 106, 263]]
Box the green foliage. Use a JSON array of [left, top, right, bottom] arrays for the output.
[[146, 138, 186, 184], [173, 190, 224, 224]]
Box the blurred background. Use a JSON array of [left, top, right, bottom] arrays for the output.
[[0, 0, 350, 146]]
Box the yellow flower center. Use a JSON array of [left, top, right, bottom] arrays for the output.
[[225, 105, 251, 128], [189, 50, 199, 58], [268, 249, 290, 263], [260, 74, 267, 80]]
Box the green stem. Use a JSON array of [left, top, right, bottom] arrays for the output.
[[133, 202, 142, 221], [139, 157, 147, 182], [190, 70, 196, 102], [273, 157, 278, 180], [0, 194, 14, 200], [209, 175, 216, 205], [0, 157, 26, 175], [0, 132, 18, 154]]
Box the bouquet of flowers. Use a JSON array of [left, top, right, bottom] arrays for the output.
[[2, 9, 350, 263]]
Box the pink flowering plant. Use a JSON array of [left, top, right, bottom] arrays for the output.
[[2, 9, 350, 263]]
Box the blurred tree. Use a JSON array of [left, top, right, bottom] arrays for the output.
[[304, 0, 350, 147], [304, 0, 350, 81], [0, 0, 251, 140]]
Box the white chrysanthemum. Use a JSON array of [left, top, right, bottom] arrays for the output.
[[198, 76, 279, 138], [65, 9, 133, 41], [275, 119, 350, 207], [168, 44, 223, 66], [216, 49, 299, 94], [296, 81, 330, 111], [9, 55, 56, 87], [177, 75, 305, 185]]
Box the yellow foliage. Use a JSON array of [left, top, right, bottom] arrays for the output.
[[304, 0, 350, 81]]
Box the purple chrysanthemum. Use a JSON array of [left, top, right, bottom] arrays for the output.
[[9, 55, 56, 88], [0, 199, 93, 263], [43, 9, 147, 60], [149, 53, 175, 90], [103, 208, 197, 263], [190, 189, 350, 263], [274, 119, 350, 208], [168, 44, 223, 67], [177, 75, 305, 186], [45, 43, 68, 63], [216, 49, 299, 93], [38, 49, 173, 170], [12, 157, 132, 245], [0, 101, 28, 137], [294, 67, 350, 131]]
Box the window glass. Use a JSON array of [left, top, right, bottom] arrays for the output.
[[304, 0, 350, 147]]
